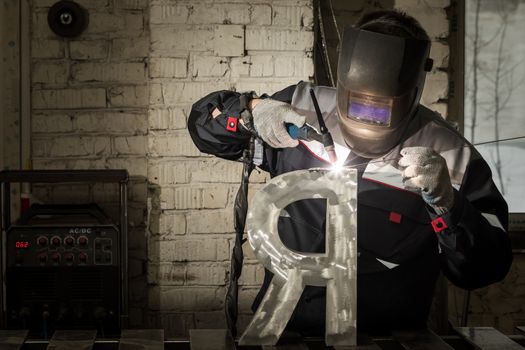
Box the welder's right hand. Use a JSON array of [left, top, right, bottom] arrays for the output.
[[252, 98, 306, 148]]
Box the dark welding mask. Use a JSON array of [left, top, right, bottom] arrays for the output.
[[336, 26, 433, 158]]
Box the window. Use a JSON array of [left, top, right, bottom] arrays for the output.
[[465, 0, 525, 212]]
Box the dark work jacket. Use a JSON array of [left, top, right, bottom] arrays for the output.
[[187, 81, 512, 334]]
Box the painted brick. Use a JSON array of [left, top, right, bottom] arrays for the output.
[[87, 13, 143, 35], [242, 242, 258, 262], [249, 168, 269, 183], [186, 264, 227, 286], [75, 112, 147, 134], [251, 5, 272, 25], [272, 5, 314, 28], [112, 37, 149, 59], [239, 264, 265, 286], [32, 0, 109, 8], [148, 263, 186, 285], [149, 84, 164, 105], [32, 40, 63, 58], [32, 136, 110, 157], [148, 286, 223, 312], [421, 71, 448, 106], [151, 25, 244, 57], [149, 238, 230, 262], [171, 185, 229, 209], [187, 158, 267, 184], [113, 136, 147, 155], [149, 108, 187, 130], [246, 27, 313, 51], [186, 209, 234, 234], [430, 41, 450, 68], [70, 40, 109, 60], [115, 0, 148, 9], [32, 158, 106, 171], [192, 56, 229, 78], [161, 82, 225, 105], [109, 85, 148, 107], [188, 4, 251, 25], [148, 132, 202, 157], [32, 113, 74, 133], [190, 159, 243, 183], [32, 88, 106, 109], [106, 157, 147, 177], [148, 158, 269, 188], [214, 25, 244, 56], [274, 55, 314, 77], [32, 62, 68, 84], [404, 7, 449, 39], [72, 63, 146, 83], [148, 159, 189, 184], [150, 26, 211, 53], [156, 211, 187, 236], [150, 4, 189, 24], [249, 56, 274, 77], [32, 12, 56, 38], [150, 58, 187, 78], [429, 102, 448, 118], [230, 57, 251, 77]]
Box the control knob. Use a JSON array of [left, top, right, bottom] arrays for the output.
[[38, 253, 48, 264], [51, 236, 61, 247], [51, 252, 61, 264], [37, 236, 48, 246], [64, 236, 75, 247], [78, 236, 88, 247], [78, 252, 88, 264], [64, 253, 74, 264]]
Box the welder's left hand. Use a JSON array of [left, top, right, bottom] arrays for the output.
[[398, 147, 454, 212]]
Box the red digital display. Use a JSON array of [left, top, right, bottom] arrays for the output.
[[15, 241, 29, 249]]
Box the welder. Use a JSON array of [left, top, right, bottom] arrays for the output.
[[187, 10, 512, 334]]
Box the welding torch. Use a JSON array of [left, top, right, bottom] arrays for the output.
[[286, 89, 338, 164]]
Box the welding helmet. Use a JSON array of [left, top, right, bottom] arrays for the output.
[[336, 26, 433, 158]]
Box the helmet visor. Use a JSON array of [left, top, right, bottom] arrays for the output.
[[346, 92, 393, 126]]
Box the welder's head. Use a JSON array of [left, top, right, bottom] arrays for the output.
[[336, 10, 433, 158]]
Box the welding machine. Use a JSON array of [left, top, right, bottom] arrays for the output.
[[0, 170, 129, 337]]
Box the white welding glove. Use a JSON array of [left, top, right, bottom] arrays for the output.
[[251, 98, 306, 148], [398, 146, 454, 212]]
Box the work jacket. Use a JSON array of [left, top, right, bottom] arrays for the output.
[[187, 81, 512, 334]]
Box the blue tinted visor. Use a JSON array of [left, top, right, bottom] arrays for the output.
[[347, 92, 392, 126]]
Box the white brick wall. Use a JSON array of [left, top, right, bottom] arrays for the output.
[[147, 0, 314, 335]]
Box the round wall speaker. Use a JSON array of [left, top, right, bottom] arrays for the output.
[[47, 1, 89, 38]]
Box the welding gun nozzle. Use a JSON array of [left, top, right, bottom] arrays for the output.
[[327, 148, 338, 164], [320, 133, 337, 164]]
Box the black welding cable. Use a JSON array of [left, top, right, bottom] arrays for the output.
[[224, 136, 255, 338]]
